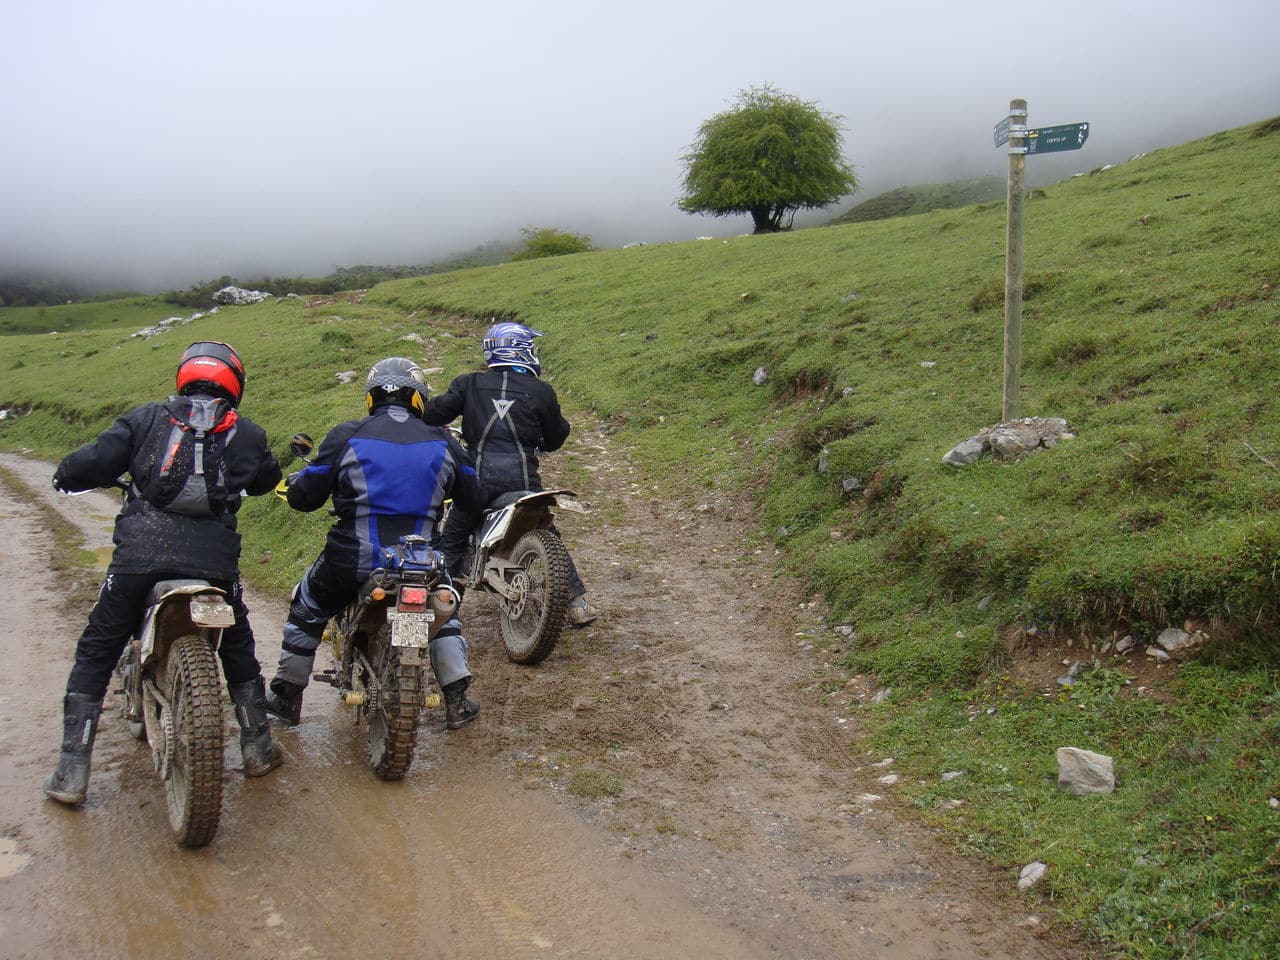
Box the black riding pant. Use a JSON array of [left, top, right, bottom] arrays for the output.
[[66, 569, 261, 700]]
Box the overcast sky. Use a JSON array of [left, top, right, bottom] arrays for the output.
[[3, 0, 1277, 291]]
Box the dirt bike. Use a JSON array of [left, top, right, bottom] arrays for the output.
[[451, 488, 585, 665], [311, 534, 458, 780], [115, 572, 238, 848]]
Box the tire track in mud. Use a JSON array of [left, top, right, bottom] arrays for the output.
[[459, 425, 1078, 959], [0, 451, 809, 960], [0, 439, 1076, 958]]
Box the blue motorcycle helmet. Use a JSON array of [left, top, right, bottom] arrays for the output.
[[482, 322, 543, 376]]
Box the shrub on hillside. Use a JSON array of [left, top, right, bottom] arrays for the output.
[[511, 227, 595, 261]]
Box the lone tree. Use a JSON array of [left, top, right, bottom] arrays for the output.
[[678, 85, 858, 234]]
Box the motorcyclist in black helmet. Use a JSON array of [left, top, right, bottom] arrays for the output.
[[264, 357, 486, 730]]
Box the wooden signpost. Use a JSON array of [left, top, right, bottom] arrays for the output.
[[994, 100, 1089, 420]]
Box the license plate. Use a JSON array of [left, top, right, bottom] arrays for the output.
[[190, 598, 235, 627], [387, 610, 434, 648]]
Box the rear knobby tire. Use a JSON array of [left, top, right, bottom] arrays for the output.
[[500, 528, 571, 665], [366, 626, 425, 781], [165, 634, 224, 848]]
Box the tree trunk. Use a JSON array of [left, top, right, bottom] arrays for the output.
[[750, 207, 780, 233], [750, 206, 785, 234]]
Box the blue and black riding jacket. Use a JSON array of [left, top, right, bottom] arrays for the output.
[[287, 404, 484, 577]]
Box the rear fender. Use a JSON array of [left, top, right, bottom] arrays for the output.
[[478, 489, 575, 555], [139, 582, 228, 664]]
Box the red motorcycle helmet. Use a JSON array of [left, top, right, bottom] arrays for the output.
[[176, 341, 246, 406]]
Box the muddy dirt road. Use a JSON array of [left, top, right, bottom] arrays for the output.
[[0, 445, 1070, 959]]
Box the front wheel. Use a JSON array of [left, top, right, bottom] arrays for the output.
[[164, 634, 225, 848], [365, 626, 425, 781], [499, 529, 571, 665]]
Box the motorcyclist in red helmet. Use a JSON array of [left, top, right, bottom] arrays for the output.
[[44, 341, 284, 807]]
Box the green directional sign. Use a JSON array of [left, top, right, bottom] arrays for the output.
[[994, 116, 1012, 147], [1025, 122, 1089, 154]]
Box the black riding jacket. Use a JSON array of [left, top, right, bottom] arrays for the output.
[[53, 395, 281, 580], [422, 367, 570, 497]]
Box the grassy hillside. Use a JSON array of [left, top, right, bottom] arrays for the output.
[[3, 117, 1279, 957], [827, 175, 1005, 224]]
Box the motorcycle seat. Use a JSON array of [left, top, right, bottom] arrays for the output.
[[146, 579, 220, 605]]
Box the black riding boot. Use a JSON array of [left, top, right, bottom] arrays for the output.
[[44, 693, 102, 806], [229, 677, 284, 777], [264, 678, 305, 726], [443, 679, 480, 730]]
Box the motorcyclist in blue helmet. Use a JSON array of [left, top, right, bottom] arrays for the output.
[[423, 322, 598, 626]]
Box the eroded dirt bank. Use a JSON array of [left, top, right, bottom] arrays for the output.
[[0, 446, 1073, 959]]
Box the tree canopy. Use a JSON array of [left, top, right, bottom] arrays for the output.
[[678, 85, 858, 234]]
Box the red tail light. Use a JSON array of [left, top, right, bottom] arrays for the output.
[[397, 586, 428, 612]]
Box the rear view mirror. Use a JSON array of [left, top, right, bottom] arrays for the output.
[[289, 433, 314, 459]]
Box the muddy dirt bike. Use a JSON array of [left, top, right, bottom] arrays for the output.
[[108, 505, 238, 846], [310, 533, 459, 780], [450, 487, 585, 665]]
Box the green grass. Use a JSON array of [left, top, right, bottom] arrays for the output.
[[0, 295, 182, 335], [870, 663, 1280, 958], [3, 116, 1280, 957], [567, 769, 625, 799]]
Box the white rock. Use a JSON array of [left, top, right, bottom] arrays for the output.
[[212, 285, 271, 305], [943, 438, 986, 467], [1156, 627, 1199, 657], [1017, 861, 1047, 891], [988, 425, 1043, 459], [1057, 747, 1115, 795]]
